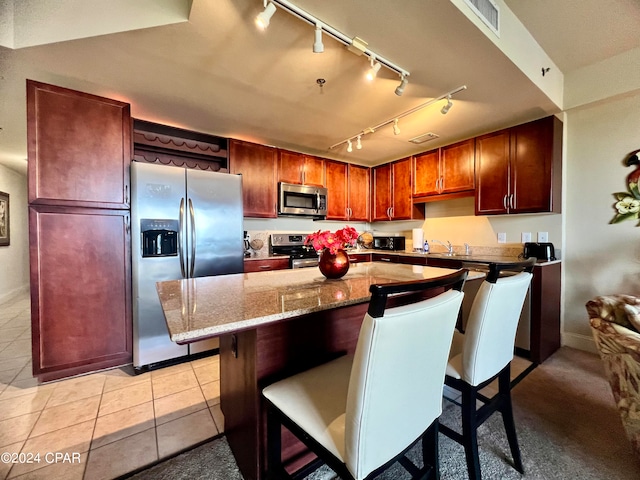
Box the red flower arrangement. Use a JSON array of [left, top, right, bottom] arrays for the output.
[[305, 226, 359, 255]]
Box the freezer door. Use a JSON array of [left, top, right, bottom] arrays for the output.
[[186, 169, 244, 277], [131, 162, 188, 368]]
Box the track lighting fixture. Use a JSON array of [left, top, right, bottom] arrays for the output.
[[330, 85, 467, 152], [395, 75, 408, 96], [366, 58, 381, 81], [254, 1, 409, 94], [313, 23, 324, 53], [440, 95, 453, 115], [393, 119, 400, 136], [255, 1, 277, 29]]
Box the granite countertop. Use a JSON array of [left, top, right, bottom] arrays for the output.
[[157, 262, 484, 344]]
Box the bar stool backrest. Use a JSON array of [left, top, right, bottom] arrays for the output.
[[344, 288, 464, 479]]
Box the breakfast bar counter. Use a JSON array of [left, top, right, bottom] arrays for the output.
[[156, 263, 482, 480]]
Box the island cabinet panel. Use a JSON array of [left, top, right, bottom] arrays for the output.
[[325, 161, 370, 221], [230, 139, 277, 218], [26, 80, 131, 209], [29, 206, 132, 382], [475, 116, 562, 215], [277, 150, 325, 187], [372, 158, 422, 221]]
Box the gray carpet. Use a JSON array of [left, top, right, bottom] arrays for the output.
[[128, 348, 640, 479]]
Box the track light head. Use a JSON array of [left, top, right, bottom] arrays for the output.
[[313, 23, 324, 53], [393, 119, 400, 135], [395, 75, 408, 96], [356, 135, 362, 149], [255, 2, 276, 30], [366, 59, 381, 81], [347, 139, 353, 153], [441, 96, 453, 115]]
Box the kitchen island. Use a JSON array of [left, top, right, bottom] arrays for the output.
[[157, 262, 483, 480]]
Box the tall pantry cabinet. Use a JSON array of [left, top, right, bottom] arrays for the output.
[[27, 80, 132, 382]]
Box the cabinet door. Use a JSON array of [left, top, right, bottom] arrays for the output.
[[475, 129, 510, 215], [30, 206, 132, 382], [278, 150, 305, 185], [413, 150, 440, 197], [348, 164, 370, 222], [325, 160, 348, 220], [302, 155, 326, 187], [230, 140, 277, 218], [440, 138, 475, 194], [278, 151, 325, 187], [510, 116, 560, 214], [391, 158, 413, 220], [27, 80, 131, 209], [372, 164, 392, 221]]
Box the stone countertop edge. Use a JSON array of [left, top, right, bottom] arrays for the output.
[[158, 263, 485, 344]]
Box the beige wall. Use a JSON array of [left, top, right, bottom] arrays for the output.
[[0, 164, 29, 303], [562, 91, 640, 351]]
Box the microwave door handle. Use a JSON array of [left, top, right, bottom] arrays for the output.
[[189, 198, 196, 278], [316, 192, 320, 212], [178, 198, 186, 278]]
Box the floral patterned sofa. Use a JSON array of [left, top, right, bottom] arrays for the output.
[[587, 295, 640, 456]]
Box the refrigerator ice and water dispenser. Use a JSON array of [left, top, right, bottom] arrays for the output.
[[140, 219, 179, 257]]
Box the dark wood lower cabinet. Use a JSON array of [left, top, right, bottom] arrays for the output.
[[29, 206, 132, 382]]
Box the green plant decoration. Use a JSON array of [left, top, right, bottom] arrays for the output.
[[611, 151, 640, 225]]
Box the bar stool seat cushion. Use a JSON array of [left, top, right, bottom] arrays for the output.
[[263, 354, 353, 461]]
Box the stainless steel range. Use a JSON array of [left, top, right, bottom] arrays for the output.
[[270, 233, 319, 269]]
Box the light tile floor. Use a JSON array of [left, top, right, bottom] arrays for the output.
[[0, 292, 224, 480], [0, 292, 534, 480]]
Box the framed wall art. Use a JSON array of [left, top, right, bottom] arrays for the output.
[[0, 191, 9, 246]]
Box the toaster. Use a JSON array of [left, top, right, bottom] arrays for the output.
[[523, 242, 556, 261]]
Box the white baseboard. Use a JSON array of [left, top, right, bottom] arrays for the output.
[[562, 331, 598, 354], [0, 284, 30, 306]]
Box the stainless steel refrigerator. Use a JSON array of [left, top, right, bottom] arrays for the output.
[[131, 161, 244, 371]]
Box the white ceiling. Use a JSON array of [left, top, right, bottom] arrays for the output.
[[0, 0, 639, 174]]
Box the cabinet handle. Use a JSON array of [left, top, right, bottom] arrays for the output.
[[259, 265, 272, 270], [125, 185, 129, 205], [380, 257, 391, 262], [503, 194, 508, 209], [125, 215, 130, 234], [509, 193, 514, 209]]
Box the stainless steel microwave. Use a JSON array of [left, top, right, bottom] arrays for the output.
[[278, 182, 327, 219]]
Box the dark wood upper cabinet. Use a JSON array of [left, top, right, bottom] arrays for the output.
[[475, 116, 562, 215], [27, 80, 131, 209], [30, 206, 132, 382], [230, 139, 278, 218], [325, 161, 370, 222], [277, 150, 325, 187], [413, 139, 475, 201], [347, 164, 370, 222], [372, 158, 422, 221]]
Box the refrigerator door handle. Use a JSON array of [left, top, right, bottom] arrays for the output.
[[179, 197, 186, 278], [189, 198, 196, 278]]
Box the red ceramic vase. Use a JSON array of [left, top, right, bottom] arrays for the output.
[[318, 249, 350, 279]]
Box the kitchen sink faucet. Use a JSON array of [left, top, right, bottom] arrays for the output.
[[432, 239, 453, 255]]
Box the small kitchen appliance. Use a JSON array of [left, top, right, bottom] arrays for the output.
[[271, 233, 319, 268], [278, 183, 328, 219], [373, 236, 406, 251], [523, 242, 556, 261]]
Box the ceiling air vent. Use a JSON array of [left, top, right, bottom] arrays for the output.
[[409, 132, 439, 145], [464, 0, 500, 37]]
